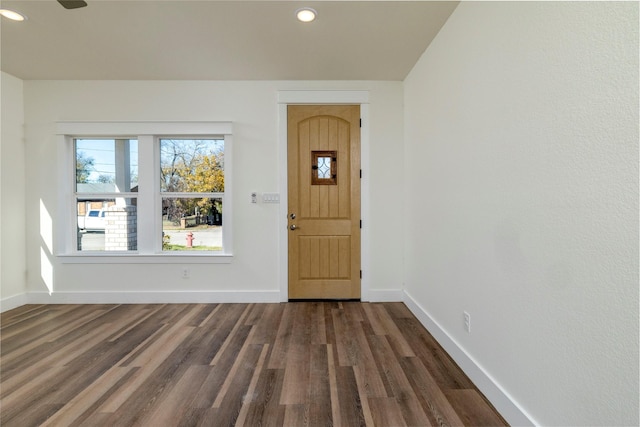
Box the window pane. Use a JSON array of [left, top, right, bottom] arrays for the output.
[[317, 157, 331, 179], [76, 199, 137, 251], [162, 197, 222, 251], [160, 139, 224, 192], [75, 139, 138, 193]]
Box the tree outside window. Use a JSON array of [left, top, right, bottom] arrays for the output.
[[160, 139, 225, 251]]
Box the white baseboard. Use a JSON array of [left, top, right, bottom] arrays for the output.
[[3, 288, 403, 309], [402, 290, 536, 427], [26, 290, 282, 305], [365, 289, 403, 302], [0, 293, 29, 313]]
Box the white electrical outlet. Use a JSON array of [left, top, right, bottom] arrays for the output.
[[464, 311, 471, 333], [251, 192, 258, 204], [182, 268, 190, 279]]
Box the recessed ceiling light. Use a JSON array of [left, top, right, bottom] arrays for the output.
[[0, 9, 27, 21], [295, 7, 317, 23]]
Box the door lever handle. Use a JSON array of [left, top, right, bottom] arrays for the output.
[[289, 224, 298, 231]]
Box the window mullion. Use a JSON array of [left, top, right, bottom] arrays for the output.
[[59, 135, 75, 255], [222, 134, 233, 254], [136, 135, 156, 253]]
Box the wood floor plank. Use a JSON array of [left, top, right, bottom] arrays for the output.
[[235, 343, 270, 426], [332, 305, 387, 398], [395, 316, 476, 390], [279, 342, 311, 405], [248, 303, 284, 345], [1, 320, 117, 398], [1, 305, 108, 362], [313, 302, 328, 344], [209, 343, 264, 426], [332, 305, 359, 366], [385, 301, 415, 319], [197, 303, 223, 327], [444, 389, 509, 426], [152, 364, 212, 417], [369, 397, 407, 427], [0, 304, 49, 327], [267, 303, 295, 369], [361, 302, 387, 335], [212, 327, 258, 408], [68, 367, 141, 427], [190, 324, 253, 408], [240, 367, 287, 426], [106, 305, 162, 342], [335, 365, 367, 426], [367, 334, 432, 426], [95, 307, 204, 415], [400, 356, 466, 426], [209, 303, 252, 366], [307, 344, 332, 425], [0, 302, 507, 427], [352, 364, 376, 427], [40, 366, 134, 427], [371, 303, 416, 358], [187, 303, 219, 327], [0, 365, 69, 425], [98, 332, 212, 425], [0, 305, 73, 342], [282, 403, 307, 426], [326, 342, 343, 427]]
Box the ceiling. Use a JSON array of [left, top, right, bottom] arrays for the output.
[[0, 1, 458, 81]]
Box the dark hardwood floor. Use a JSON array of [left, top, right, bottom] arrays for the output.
[[0, 302, 507, 426]]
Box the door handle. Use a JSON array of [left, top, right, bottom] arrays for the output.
[[289, 213, 296, 219], [289, 224, 298, 231]]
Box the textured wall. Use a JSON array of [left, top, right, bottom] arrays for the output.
[[1, 72, 27, 306], [403, 2, 638, 425]]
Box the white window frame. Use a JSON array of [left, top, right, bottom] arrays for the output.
[[56, 121, 233, 264]]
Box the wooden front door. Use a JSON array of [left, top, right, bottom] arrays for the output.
[[288, 105, 361, 299]]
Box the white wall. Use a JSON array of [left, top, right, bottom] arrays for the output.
[[403, 2, 638, 426], [22, 80, 404, 302], [366, 84, 404, 299], [1, 72, 27, 310]]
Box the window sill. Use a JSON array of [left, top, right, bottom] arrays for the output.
[[57, 253, 233, 264]]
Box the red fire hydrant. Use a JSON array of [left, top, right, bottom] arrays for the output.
[[186, 232, 194, 248]]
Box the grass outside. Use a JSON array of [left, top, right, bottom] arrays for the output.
[[162, 220, 221, 251], [163, 244, 222, 251]]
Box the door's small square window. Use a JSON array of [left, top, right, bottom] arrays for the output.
[[311, 151, 337, 185]]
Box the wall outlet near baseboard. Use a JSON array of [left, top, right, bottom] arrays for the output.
[[182, 268, 190, 279], [464, 311, 471, 333]]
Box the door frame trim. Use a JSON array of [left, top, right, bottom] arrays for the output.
[[277, 91, 370, 302]]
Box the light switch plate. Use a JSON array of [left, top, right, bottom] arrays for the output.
[[263, 193, 280, 203]]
